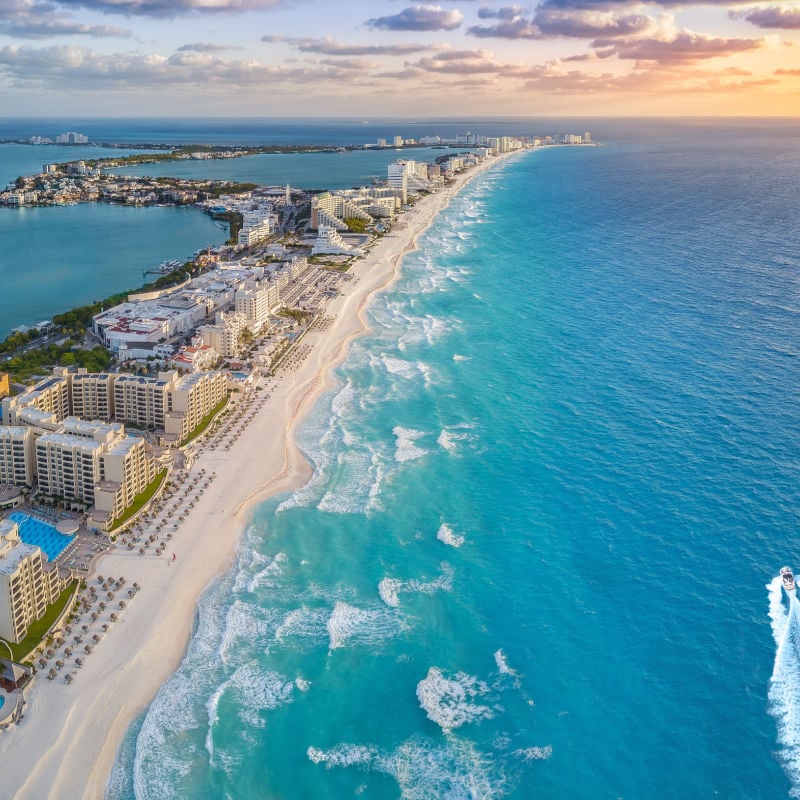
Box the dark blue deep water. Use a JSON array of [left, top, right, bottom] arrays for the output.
[[103, 119, 800, 799]]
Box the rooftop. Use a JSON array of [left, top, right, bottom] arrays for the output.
[[36, 432, 104, 453]]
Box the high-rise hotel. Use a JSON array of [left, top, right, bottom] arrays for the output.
[[0, 519, 68, 643], [0, 366, 227, 527]]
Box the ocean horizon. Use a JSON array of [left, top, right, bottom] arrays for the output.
[[91, 118, 800, 799]]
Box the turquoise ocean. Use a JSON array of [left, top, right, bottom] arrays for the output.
[[93, 119, 800, 798]]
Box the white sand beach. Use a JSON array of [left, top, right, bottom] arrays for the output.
[[0, 150, 517, 800]]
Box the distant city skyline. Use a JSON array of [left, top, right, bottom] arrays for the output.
[[0, 1, 797, 116]]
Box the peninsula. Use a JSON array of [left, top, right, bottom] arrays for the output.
[[0, 133, 541, 799]]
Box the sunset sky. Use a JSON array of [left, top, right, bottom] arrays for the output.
[[0, 0, 798, 116]]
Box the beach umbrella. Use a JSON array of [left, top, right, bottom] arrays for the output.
[[107, 592, 114, 600], [99, 602, 106, 610], [46, 648, 55, 657], [119, 577, 126, 586], [84, 644, 93, 653], [48, 669, 56, 679], [119, 600, 126, 609], [139, 548, 145, 555], [56, 660, 64, 668], [82, 625, 89, 633], [97, 576, 104, 584], [38, 658, 46, 668], [102, 624, 109, 631], [110, 613, 118, 622], [133, 582, 140, 590], [92, 634, 100, 643], [75, 657, 83, 666], [64, 673, 73, 683], [65, 625, 72, 634]]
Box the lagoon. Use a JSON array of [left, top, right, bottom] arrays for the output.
[[0, 144, 156, 189], [0, 203, 225, 337], [106, 147, 454, 189]]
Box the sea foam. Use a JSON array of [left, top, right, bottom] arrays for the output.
[[437, 523, 464, 548], [416, 667, 494, 732], [378, 563, 454, 608], [308, 735, 501, 799], [327, 600, 401, 651], [393, 426, 429, 463]]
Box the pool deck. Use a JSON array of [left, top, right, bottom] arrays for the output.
[[3, 508, 109, 575]]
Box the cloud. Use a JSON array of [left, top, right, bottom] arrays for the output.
[[53, 0, 282, 17], [262, 35, 430, 56], [412, 55, 502, 74], [367, 4, 464, 32], [177, 42, 241, 52], [519, 61, 780, 96], [0, 0, 130, 38], [536, 0, 747, 8], [736, 6, 800, 30], [477, 5, 524, 19], [318, 57, 377, 70], [593, 31, 764, 63], [534, 8, 656, 39], [470, 4, 659, 40], [468, 7, 541, 39], [434, 47, 494, 60], [775, 67, 800, 74], [0, 44, 375, 90]]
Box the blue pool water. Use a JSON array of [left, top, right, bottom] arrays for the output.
[[8, 513, 73, 562]]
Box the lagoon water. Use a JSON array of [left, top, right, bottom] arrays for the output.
[[0, 143, 156, 188], [0, 203, 224, 336], [102, 119, 800, 799], [107, 147, 459, 190]]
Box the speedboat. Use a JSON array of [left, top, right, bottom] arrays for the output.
[[781, 566, 796, 595]]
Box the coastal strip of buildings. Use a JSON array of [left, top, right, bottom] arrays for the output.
[[0, 130, 543, 656], [0, 366, 227, 530]]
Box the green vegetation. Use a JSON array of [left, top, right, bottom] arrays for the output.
[[110, 469, 167, 531], [210, 209, 243, 244], [204, 182, 257, 199], [5, 344, 112, 382], [343, 217, 369, 233], [239, 327, 254, 348], [1, 580, 79, 662], [0, 328, 40, 357], [279, 307, 313, 323], [182, 395, 230, 445], [51, 293, 128, 336], [82, 145, 346, 171]]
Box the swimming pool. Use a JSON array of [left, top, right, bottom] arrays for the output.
[[8, 512, 73, 561]]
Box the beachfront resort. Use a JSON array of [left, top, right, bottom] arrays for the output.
[[0, 133, 544, 735]]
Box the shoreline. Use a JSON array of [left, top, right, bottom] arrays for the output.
[[0, 148, 524, 800]]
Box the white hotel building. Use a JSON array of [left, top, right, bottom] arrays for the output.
[[0, 365, 229, 525], [0, 519, 67, 643]]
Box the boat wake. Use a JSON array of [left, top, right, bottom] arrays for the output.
[[768, 575, 800, 797]]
